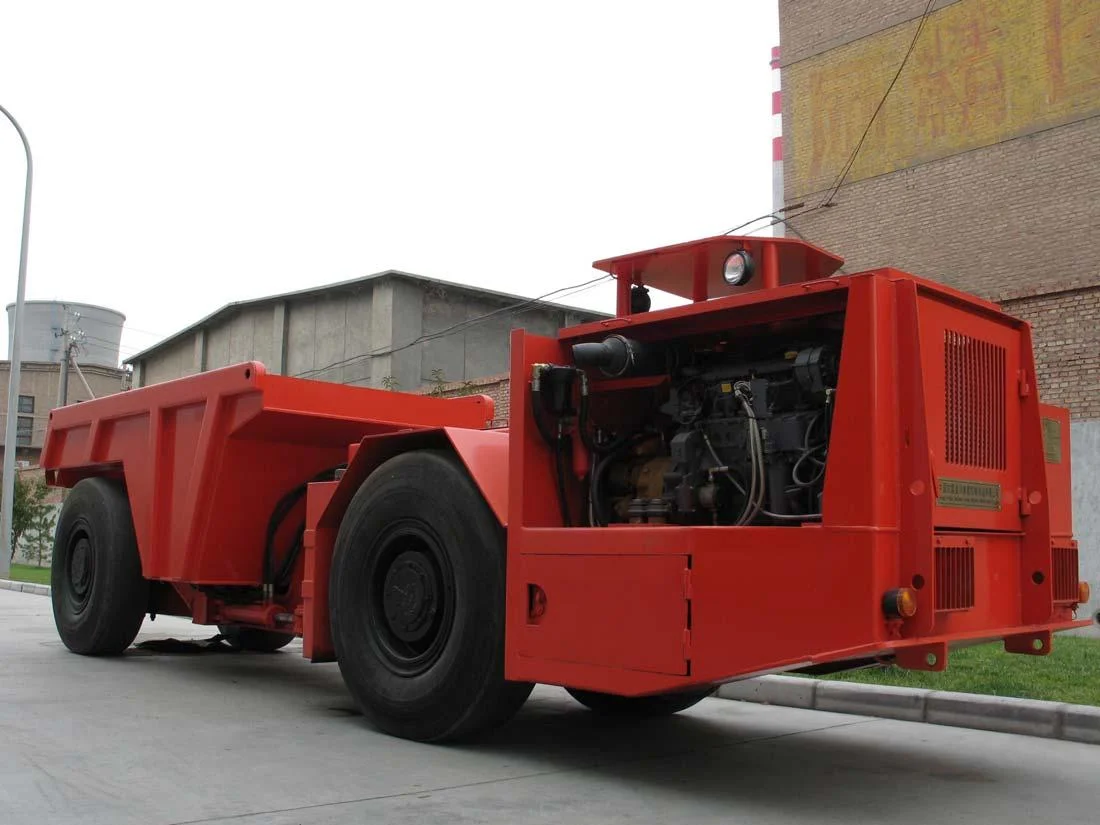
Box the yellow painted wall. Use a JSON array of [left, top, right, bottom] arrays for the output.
[[787, 0, 1100, 198]]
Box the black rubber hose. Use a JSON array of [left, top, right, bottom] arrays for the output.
[[555, 435, 572, 527], [576, 374, 599, 454], [529, 384, 559, 448], [275, 524, 306, 590], [263, 485, 307, 590], [591, 450, 616, 527], [263, 466, 345, 593]]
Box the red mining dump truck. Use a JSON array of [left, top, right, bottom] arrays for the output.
[[42, 235, 1090, 742]]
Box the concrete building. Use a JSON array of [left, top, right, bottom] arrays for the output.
[[776, 0, 1099, 616], [126, 270, 605, 423], [1, 301, 129, 468]]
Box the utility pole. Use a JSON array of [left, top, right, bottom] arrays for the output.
[[57, 350, 70, 407], [56, 308, 82, 408], [1, 102, 33, 576]]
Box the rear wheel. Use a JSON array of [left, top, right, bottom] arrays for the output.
[[329, 450, 533, 742], [51, 478, 149, 656], [566, 687, 715, 717], [218, 625, 295, 652]]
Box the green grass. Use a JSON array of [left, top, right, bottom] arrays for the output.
[[818, 636, 1100, 706], [7, 563, 52, 586]]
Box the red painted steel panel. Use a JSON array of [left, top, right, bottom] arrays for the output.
[[302, 481, 338, 662], [518, 554, 689, 676], [505, 262, 1085, 695], [916, 291, 1023, 533], [689, 529, 880, 683], [42, 362, 494, 584], [593, 235, 843, 303], [1041, 404, 1073, 538]]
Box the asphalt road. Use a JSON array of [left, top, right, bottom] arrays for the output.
[[1, 588, 1097, 825]]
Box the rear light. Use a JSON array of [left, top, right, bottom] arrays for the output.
[[883, 588, 918, 619]]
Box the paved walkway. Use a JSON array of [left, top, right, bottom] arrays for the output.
[[1, 588, 1097, 825]]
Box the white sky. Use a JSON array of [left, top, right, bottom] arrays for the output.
[[1, 1, 779, 365]]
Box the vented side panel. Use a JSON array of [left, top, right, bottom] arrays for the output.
[[935, 544, 975, 612], [1052, 543, 1079, 603], [944, 330, 1006, 470]]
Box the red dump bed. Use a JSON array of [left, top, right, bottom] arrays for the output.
[[41, 363, 493, 584]]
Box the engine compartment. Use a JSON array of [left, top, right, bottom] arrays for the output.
[[531, 321, 843, 527]]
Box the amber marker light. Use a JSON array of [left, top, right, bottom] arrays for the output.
[[883, 587, 918, 619]]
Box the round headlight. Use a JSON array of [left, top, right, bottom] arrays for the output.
[[723, 250, 755, 286]]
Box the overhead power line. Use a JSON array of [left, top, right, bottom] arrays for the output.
[[818, 0, 937, 207], [296, 274, 613, 380]]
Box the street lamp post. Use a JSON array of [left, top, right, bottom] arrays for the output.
[[1, 103, 33, 577]]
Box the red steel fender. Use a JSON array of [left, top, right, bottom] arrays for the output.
[[317, 426, 508, 531], [302, 426, 508, 662]]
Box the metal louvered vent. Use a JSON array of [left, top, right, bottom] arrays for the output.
[[944, 330, 1006, 470], [935, 544, 975, 612], [1052, 543, 1079, 603]]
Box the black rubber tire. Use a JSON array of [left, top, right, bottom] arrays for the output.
[[218, 625, 295, 652], [566, 687, 715, 717], [329, 450, 534, 742], [51, 478, 149, 656]]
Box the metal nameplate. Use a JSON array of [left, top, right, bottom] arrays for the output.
[[936, 478, 1002, 511], [1041, 417, 1062, 464]]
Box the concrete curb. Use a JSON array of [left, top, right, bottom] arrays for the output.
[[718, 675, 1100, 745], [0, 578, 50, 597]]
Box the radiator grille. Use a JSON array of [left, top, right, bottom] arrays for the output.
[[935, 544, 975, 612], [944, 330, 1006, 470], [1052, 543, 1079, 603]]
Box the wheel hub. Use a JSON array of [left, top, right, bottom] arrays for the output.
[[69, 537, 93, 598], [367, 524, 455, 676], [382, 550, 439, 643]]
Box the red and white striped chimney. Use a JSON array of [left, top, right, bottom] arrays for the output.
[[770, 45, 784, 237]]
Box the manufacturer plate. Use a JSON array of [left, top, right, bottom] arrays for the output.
[[937, 478, 1002, 511], [1041, 417, 1062, 463]]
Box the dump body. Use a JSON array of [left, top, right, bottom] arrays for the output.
[[41, 235, 1090, 736], [42, 363, 495, 585]]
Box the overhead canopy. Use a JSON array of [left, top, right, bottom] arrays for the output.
[[593, 235, 844, 305]]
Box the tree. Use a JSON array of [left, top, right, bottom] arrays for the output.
[[429, 368, 447, 397], [23, 492, 58, 567], [428, 369, 477, 398], [9, 475, 53, 563]]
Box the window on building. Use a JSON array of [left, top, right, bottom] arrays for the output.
[[16, 416, 33, 446], [17, 394, 34, 414]]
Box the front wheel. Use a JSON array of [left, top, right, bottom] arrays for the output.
[[329, 450, 533, 742], [566, 687, 715, 717], [51, 478, 149, 656]]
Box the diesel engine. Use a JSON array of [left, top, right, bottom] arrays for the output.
[[533, 331, 840, 527]]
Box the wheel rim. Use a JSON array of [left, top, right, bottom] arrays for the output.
[[366, 522, 455, 676], [65, 526, 95, 615]]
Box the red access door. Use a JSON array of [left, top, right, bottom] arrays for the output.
[[918, 295, 1024, 532], [519, 553, 690, 676]]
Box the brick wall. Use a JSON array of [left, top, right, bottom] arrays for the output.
[[783, 0, 1099, 199], [788, 116, 1100, 299], [779, 0, 958, 65], [420, 373, 511, 428], [778, 0, 1100, 421], [998, 285, 1100, 420]]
